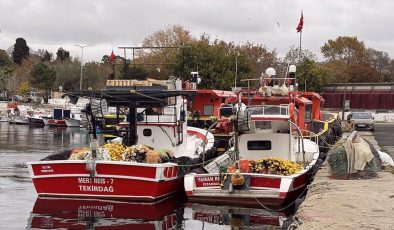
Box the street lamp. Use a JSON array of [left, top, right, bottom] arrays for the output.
[[235, 52, 239, 91], [75, 44, 88, 90]]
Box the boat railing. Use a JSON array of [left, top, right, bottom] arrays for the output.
[[138, 105, 182, 124], [297, 129, 320, 145], [245, 104, 289, 116]]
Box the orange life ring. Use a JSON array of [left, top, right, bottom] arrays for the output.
[[289, 102, 295, 122]]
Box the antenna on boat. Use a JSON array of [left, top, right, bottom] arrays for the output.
[[288, 64, 297, 91]]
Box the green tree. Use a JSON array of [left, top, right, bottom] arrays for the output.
[[174, 36, 250, 90], [83, 61, 112, 90], [56, 47, 70, 61], [12, 37, 30, 65], [297, 59, 332, 92], [52, 60, 80, 91], [0, 49, 11, 66], [30, 62, 56, 91], [42, 50, 53, 62]]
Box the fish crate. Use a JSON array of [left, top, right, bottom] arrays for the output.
[[204, 153, 233, 173]]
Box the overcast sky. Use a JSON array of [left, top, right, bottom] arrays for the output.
[[0, 0, 393, 62]]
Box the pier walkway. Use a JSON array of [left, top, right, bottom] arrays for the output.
[[296, 124, 394, 230]]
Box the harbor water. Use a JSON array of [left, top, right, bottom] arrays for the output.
[[0, 122, 292, 229]]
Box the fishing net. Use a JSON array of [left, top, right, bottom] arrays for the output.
[[327, 138, 380, 179]]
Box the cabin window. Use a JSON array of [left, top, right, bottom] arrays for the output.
[[254, 121, 272, 130], [247, 140, 272, 150], [143, 129, 152, 136], [305, 104, 312, 122], [203, 105, 214, 116]]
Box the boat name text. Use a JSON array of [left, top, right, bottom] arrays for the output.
[[195, 176, 220, 187], [40, 165, 54, 173], [79, 185, 114, 193], [78, 178, 115, 193]]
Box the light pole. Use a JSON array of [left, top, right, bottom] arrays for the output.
[[75, 44, 88, 90], [235, 52, 239, 91]]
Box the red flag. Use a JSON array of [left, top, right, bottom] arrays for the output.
[[296, 12, 303, 33], [108, 50, 116, 63]]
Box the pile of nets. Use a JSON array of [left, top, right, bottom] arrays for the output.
[[65, 142, 175, 164], [327, 138, 380, 179]]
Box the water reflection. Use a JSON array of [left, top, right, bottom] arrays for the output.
[[186, 203, 292, 229], [27, 195, 185, 229], [27, 196, 291, 230]]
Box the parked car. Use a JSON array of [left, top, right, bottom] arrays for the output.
[[351, 111, 374, 131]]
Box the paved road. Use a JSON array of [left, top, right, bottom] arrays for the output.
[[372, 123, 394, 157]]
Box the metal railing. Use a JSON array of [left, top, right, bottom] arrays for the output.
[[245, 104, 289, 116]]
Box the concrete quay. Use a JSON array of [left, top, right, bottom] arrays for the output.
[[295, 124, 394, 230]]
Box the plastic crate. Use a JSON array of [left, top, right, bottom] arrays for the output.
[[203, 154, 232, 173]]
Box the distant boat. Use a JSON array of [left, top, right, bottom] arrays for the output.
[[9, 116, 30, 125], [47, 119, 67, 127], [41, 116, 53, 126], [64, 117, 81, 127], [28, 116, 45, 126]]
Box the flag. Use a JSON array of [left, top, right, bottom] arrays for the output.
[[108, 50, 116, 63], [296, 12, 303, 33]]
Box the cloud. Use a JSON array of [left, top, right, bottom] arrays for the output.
[[1, 0, 394, 61]]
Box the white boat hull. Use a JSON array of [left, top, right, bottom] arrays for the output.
[[65, 118, 81, 127]]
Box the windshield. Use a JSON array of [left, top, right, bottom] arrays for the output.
[[352, 112, 372, 119]]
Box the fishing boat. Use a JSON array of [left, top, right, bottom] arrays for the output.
[[28, 115, 45, 126], [184, 103, 320, 208], [41, 116, 53, 126], [64, 117, 81, 127], [27, 195, 183, 230], [184, 66, 335, 208], [27, 79, 216, 201], [186, 72, 238, 154], [9, 116, 30, 125]]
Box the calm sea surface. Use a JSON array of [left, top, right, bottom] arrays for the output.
[[0, 122, 289, 230]]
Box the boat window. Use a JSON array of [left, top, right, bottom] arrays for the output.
[[254, 121, 272, 130], [203, 105, 214, 116], [166, 97, 176, 106], [247, 140, 271, 150], [143, 129, 152, 136], [305, 104, 312, 122]]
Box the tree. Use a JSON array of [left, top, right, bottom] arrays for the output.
[[240, 42, 278, 79], [30, 62, 56, 91], [56, 47, 70, 61], [173, 36, 250, 90], [41, 50, 53, 62], [12, 37, 30, 65], [348, 62, 382, 83], [0, 49, 11, 66], [83, 61, 112, 90], [284, 45, 316, 64], [296, 59, 332, 92], [0, 65, 13, 97], [367, 48, 391, 81], [321, 36, 368, 83], [52, 59, 80, 91], [141, 25, 196, 79], [321, 36, 366, 63]]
